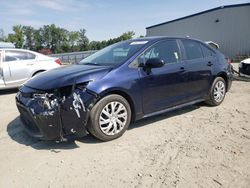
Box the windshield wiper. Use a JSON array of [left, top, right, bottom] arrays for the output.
[[83, 62, 101, 66]]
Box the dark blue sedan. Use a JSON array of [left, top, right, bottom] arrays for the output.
[[16, 37, 233, 141]]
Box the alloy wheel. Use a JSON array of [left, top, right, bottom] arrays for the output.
[[99, 101, 128, 136], [213, 80, 225, 103]]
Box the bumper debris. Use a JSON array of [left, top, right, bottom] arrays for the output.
[[16, 85, 97, 141]]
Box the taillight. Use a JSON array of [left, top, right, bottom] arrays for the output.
[[55, 59, 62, 65], [227, 58, 232, 64]]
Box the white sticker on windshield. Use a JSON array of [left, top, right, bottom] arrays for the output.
[[130, 41, 148, 45]]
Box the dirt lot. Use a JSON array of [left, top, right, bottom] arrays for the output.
[[0, 79, 249, 188]]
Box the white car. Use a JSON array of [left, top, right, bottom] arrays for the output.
[[239, 58, 250, 78], [0, 48, 61, 89]]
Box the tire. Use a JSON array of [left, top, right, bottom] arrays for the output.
[[87, 94, 131, 141], [205, 77, 226, 106]]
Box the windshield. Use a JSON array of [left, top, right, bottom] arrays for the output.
[[79, 40, 148, 66]]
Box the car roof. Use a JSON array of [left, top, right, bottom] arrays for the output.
[[0, 48, 34, 52], [129, 36, 205, 44], [0, 48, 43, 56]]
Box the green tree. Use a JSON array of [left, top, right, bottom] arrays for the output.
[[118, 31, 135, 41], [67, 31, 80, 52], [4, 24, 136, 53], [87, 31, 135, 50], [40, 24, 68, 53], [23, 26, 36, 50], [78, 29, 89, 51], [33, 28, 43, 51], [6, 25, 24, 48], [0, 29, 4, 41]]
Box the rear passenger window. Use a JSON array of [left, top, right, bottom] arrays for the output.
[[4, 50, 36, 62], [182, 40, 203, 60], [200, 44, 215, 57]]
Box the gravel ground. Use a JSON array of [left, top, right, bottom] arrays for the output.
[[0, 78, 249, 188]]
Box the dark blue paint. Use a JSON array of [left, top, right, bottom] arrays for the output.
[[17, 37, 233, 141]]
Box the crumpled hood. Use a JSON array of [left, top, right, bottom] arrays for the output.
[[25, 65, 112, 90]]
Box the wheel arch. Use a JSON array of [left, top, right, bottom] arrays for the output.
[[32, 70, 46, 77], [98, 89, 136, 122], [215, 72, 229, 91]]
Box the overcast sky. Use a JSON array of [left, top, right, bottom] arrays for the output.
[[0, 0, 248, 41]]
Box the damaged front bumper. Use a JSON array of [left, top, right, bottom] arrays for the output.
[[16, 85, 97, 141]]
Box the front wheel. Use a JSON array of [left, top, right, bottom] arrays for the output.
[[88, 94, 131, 141], [205, 77, 226, 106]]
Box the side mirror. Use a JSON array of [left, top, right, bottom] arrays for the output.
[[145, 58, 164, 69]]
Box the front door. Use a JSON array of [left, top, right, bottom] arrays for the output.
[[138, 39, 188, 115]]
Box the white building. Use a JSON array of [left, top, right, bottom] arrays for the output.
[[146, 3, 250, 58]]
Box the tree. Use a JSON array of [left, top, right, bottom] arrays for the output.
[[40, 24, 68, 53], [118, 31, 135, 40], [66, 31, 80, 52], [23, 26, 36, 50], [87, 31, 135, 50], [0, 29, 4, 41], [33, 28, 43, 51], [4, 23, 136, 53], [6, 25, 24, 48], [78, 29, 89, 51]]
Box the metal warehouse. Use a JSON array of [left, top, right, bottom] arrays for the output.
[[146, 3, 250, 59]]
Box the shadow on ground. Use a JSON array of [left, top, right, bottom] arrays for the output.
[[7, 103, 202, 150], [233, 75, 250, 82]]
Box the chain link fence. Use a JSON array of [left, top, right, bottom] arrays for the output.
[[50, 50, 97, 64]]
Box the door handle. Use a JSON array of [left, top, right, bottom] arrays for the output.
[[207, 61, 213, 66], [27, 63, 34, 66], [180, 67, 185, 72]]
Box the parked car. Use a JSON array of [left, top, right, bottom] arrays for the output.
[[16, 37, 233, 142], [239, 57, 250, 77], [0, 48, 61, 89]]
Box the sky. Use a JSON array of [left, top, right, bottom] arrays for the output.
[[0, 0, 249, 41]]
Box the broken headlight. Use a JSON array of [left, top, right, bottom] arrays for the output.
[[31, 82, 90, 108], [32, 93, 59, 110]]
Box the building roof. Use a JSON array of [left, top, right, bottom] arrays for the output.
[[146, 3, 250, 29]]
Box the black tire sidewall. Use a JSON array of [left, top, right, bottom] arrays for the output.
[[88, 94, 131, 141]]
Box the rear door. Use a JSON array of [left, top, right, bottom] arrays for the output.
[[180, 39, 214, 100], [3, 50, 36, 86]]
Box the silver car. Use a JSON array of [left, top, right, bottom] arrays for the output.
[[0, 48, 61, 89]]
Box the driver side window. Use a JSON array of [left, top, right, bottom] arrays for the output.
[[138, 40, 180, 66]]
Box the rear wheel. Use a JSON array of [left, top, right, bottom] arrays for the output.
[[205, 77, 226, 106], [88, 94, 131, 141]]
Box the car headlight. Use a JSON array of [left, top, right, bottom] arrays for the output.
[[239, 62, 243, 68]]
